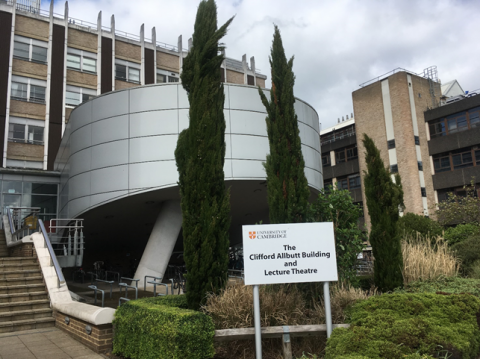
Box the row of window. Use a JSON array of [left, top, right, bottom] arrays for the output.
[[8, 123, 44, 145], [429, 107, 480, 138], [433, 147, 480, 173], [437, 185, 479, 202], [323, 174, 361, 191], [322, 145, 358, 167], [11, 76, 46, 104], [13, 35, 48, 64], [320, 125, 355, 146]]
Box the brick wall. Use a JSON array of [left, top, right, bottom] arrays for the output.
[[256, 77, 266, 88], [116, 41, 141, 62], [115, 80, 139, 90], [8, 243, 36, 257], [54, 311, 113, 354], [65, 107, 73, 123], [15, 15, 48, 40], [10, 99, 46, 120], [226, 69, 244, 85], [68, 29, 97, 52], [157, 51, 179, 72], [7, 142, 44, 161], [12, 59, 47, 80], [66, 70, 97, 89]]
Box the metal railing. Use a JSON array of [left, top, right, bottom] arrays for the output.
[[321, 129, 356, 146], [7, 207, 41, 242], [38, 219, 66, 286]]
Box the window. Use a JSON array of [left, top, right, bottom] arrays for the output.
[[469, 107, 480, 128], [157, 69, 180, 84], [335, 145, 357, 164], [323, 179, 333, 193], [65, 86, 96, 107], [12, 36, 48, 64], [418, 161, 423, 171], [414, 136, 420, 145], [116, 60, 140, 83], [247, 75, 255, 86], [320, 125, 355, 146], [429, 119, 446, 138], [8, 118, 45, 145], [337, 174, 360, 190], [447, 112, 468, 134], [429, 107, 480, 139], [433, 147, 480, 173], [322, 154, 330, 167], [387, 139, 395, 149], [67, 48, 97, 74], [390, 164, 398, 173], [421, 187, 427, 197], [10, 76, 46, 104]]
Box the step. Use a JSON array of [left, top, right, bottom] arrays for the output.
[[0, 316, 55, 334], [0, 276, 43, 287], [0, 283, 45, 295], [0, 270, 42, 279], [0, 291, 48, 304], [0, 299, 50, 313], [0, 257, 38, 265], [0, 263, 39, 271], [0, 308, 52, 323]]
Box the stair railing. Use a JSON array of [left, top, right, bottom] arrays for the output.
[[38, 219, 66, 286], [7, 207, 41, 242]]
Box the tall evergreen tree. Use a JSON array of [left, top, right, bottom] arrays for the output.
[[175, 0, 233, 310], [258, 26, 310, 224], [362, 134, 404, 292]]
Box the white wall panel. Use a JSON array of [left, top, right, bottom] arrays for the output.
[[130, 85, 178, 113], [91, 140, 128, 170], [68, 172, 91, 200], [92, 115, 129, 146], [178, 85, 189, 109], [90, 190, 129, 208], [70, 101, 92, 132], [69, 148, 91, 177], [90, 165, 128, 194], [230, 110, 266, 136], [229, 85, 266, 113], [130, 110, 178, 137], [178, 109, 189, 132], [231, 159, 265, 179], [231, 135, 269, 161], [129, 135, 177, 163], [129, 161, 178, 190], [70, 125, 92, 155], [92, 90, 129, 121]]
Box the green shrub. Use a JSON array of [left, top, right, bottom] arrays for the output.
[[398, 276, 480, 297], [139, 294, 188, 308], [445, 224, 480, 246], [113, 295, 215, 359], [398, 213, 443, 241], [452, 235, 480, 274], [325, 293, 480, 359]]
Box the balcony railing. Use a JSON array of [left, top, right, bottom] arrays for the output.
[[321, 129, 356, 146]]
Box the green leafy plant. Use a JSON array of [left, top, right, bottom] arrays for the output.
[[362, 134, 404, 292], [175, 0, 233, 310], [444, 224, 480, 246], [325, 293, 480, 359], [451, 235, 480, 275], [258, 25, 310, 224], [436, 180, 480, 226], [398, 213, 443, 242], [398, 276, 480, 297], [113, 295, 215, 359], [309, 186, 366, 284]]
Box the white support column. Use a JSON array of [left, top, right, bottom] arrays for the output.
[[330, 150, 336, 166], [60, 3, 69, 136], [96, 11, 102, 95], [250, 56, 256, 86], [152, 27, 157, 84], [178, 35, 183, 78], [3, 0, 17, 168], [111, 15, 115, 91], [42, 0, 54, 170], [140, 24, 145, 86], [241, 54, 247, 84], [133, 200, 183, 290]]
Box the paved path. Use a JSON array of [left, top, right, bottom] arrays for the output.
[[0, 327, 106, 359]]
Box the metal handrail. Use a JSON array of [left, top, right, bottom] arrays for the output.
[[7, 208, 15, 236], [38, 219, 66, 286], [88, 285, 105, 307]]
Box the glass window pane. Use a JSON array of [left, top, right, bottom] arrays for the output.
[[30, 85, 46, 103], [9, 124, 25, 142], [469, 111, 480, 127], [457, 116, 467, 131], [447, 118, 457, 133], [83, 57, 96, 73], [67, 54, 81, 70], [3, 181, 22, 194], [476, 150, 480, 165], [31, 46, 47, 63], [116, 65, 126, 80], [31, 183, 57, 195], [3, 194, 22, 208], [168, 76, 179, 83], [128, 68, 140, 83], [13, 42, 29, 60], [11, 82, 27, 100], [452, 154, 461, 166], [66, 91, 81, 106], [82, 93, 95, 103], [157, 74, 166, 83], [30, 195, 57, 214], [27, 126, 44, 145]]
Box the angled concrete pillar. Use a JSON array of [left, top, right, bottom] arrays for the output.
[[133, 200, 182, 290]]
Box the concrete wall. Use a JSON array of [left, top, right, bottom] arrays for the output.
[[55, 83, 321, 219]]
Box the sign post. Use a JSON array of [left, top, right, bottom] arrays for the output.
[[242, 222, 338, 358]]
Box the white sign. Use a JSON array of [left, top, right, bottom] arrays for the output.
[[242, 222, 338, 286]]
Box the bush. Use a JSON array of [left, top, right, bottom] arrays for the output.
[[325, 293, 480, 359], [113, 295, 215, 359], [398, 276, 480, 297], [398, 213, 443, 241], [444, 224, 480, 246], [452, 235, 480, 274], [402, 237, 459, 285]]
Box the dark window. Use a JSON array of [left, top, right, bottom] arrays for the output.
[[337, 174, 360, 190], [320, 125, 355, 145], [322, 154, 330, 167], [31, 45, 47, 63], [11, 82, 27, 100], [30, 85, 45, 103], [469, 107, 480, 128], [337, 177, 348, 189], [446, 112, 468, 134], [336, 150, 346, 164], [421, 187, 427, 197], [13, 41, 29, 60], [414, 136, 420, 145], [168, 76, 179, 83], [220, 68, 225, 83], [433, 147, 480, 173], [27, 126, 44, 145], [433, 155, 452, 173], [335, 145, 357, 164], [476, 150, 480, 166], [390, 164, 398, 173], [323, 179, 333, 193], [418, 161, 423, 171], [115, 64, 127, 80], [8, 124, 25, 142], [429, 119, 446, 138], [387, 139, 395, 149], [247, 75, 254, 86], [451, 149, 473, 169], [349, 175, 361, 189], [347, 146, 358, 161]]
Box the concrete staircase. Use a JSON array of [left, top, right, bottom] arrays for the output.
[[0, 231, 55, 333]]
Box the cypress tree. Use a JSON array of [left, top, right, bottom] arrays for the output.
[[362, 134, 404, 292], [175, 0, 233, 310], [258, 26, 310, 224]]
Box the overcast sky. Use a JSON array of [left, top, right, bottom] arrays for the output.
[[47, 0, 480, 130]]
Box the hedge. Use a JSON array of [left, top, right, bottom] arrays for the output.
[[398, 276, 480, 297], [325, 293, 480, 359], [113, 295, 215, 359]]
